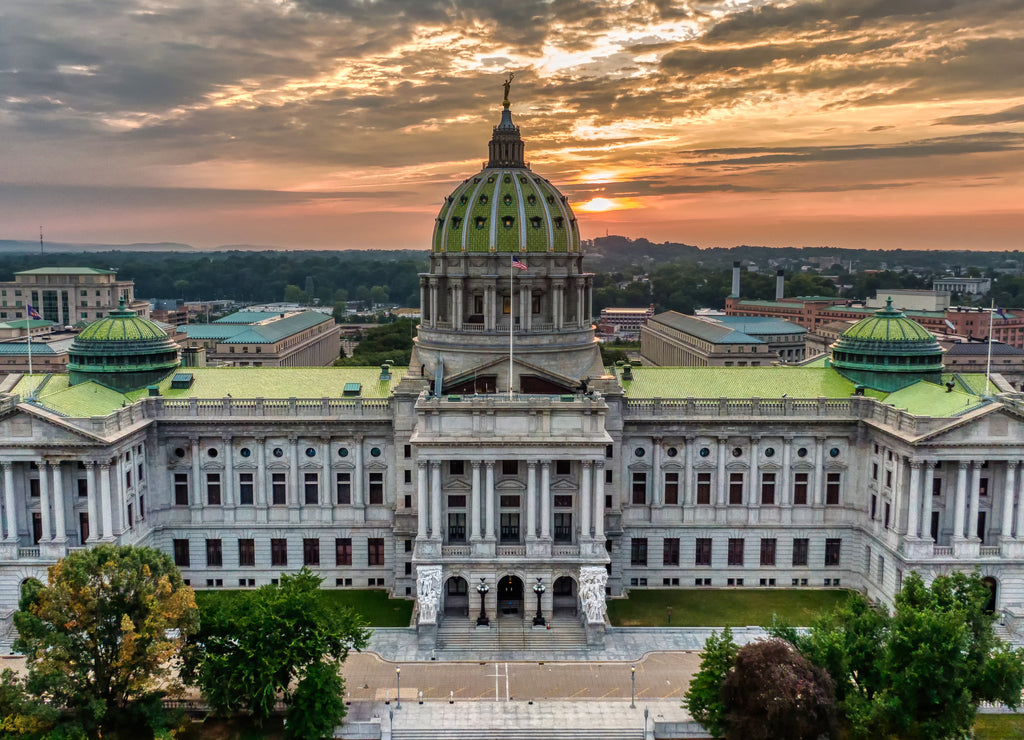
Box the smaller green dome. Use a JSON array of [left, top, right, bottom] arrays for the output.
[[78, 300, 168, 341], [840, 298, 934, 342]]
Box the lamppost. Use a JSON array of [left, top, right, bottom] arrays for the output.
[[476, 578, 490, 626], [532, 577, 546, 626], [395, 666, 401, 709], [630, 664, 636, 708]]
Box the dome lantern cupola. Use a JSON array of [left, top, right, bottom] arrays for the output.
[[830, 297, 944, 392]]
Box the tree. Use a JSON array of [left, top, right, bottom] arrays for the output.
[[13, 544, 198, 739], [721, 639, 838, 740], [683, 627, 737, 738], [283, 660, 347, 740], [0, 669, 59, 737], [186, 568, 369, 732]]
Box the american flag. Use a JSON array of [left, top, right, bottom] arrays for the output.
[[997, 307, 1009, 320], [26, 304, 42, 320], [512, 256, 528, 272]]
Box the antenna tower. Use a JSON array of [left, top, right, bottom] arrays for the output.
[[39, 226, 44, 255]]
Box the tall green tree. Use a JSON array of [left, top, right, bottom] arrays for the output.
[[683, 627, 737, 738], [185, 569, 369, 735], [13, 545, 198, 739]]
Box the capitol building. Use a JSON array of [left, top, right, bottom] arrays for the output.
[[2, 93, 1023, 648]]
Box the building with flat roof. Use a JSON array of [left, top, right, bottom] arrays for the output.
[[178, 310, 340, 367], [933, 277, 992, 295], [0, 267, 149, 325], [641, 312, 806, 366], [598, 305, 655, 339], [2, 91, 1024, 653]]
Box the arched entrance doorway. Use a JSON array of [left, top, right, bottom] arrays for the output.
[[497, 575, 524, 616], [982, 576, 998, 614], [444, 576, 469, 617], [553, 576, 578, 617]]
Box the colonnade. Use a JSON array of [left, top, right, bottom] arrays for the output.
[[416, 458, 606, 543]]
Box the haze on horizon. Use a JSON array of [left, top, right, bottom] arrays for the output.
[[1, 0, 1022, 253]]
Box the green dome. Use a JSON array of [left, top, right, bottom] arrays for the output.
[[69, 299, 179, 392], [830, 298, 943, 392], [431, 103, 580, 254]]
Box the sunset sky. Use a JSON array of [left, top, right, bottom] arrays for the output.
[[2, 0, 1023, 251]]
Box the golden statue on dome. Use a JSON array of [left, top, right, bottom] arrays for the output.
[[502, 72, 515, 107]]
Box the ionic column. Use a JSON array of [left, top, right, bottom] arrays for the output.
[[594, 461, 605, 541], [484, 461, 496, 540], [907, 461, 922, 539], [892, 455, 904, 532], [85, 462, 98, 542], [526, 461, 537, 541], [223, 437, 234, 509], [748, 438, 760, 510], [716, 438, 727, 506], [651, 439, 662, 508], [553, 284, 563, 330], [968, 461, 982, 540], [419, 283, 427, 325], [781, 437, 793, 506], [289, 438, 300, 508], [353, 438, 365, 508], [580, 461, 593, 539], [524, 286, 532, 331], [813, 439, 825, 507], [470, 461, 482, 541], [256, 438, 267, 508], [540, 461, 551, 539], [38, 462, 51, 542], [683, 437, 695, 506], [99, 463, 113, 540], [576, 278, 586, 328], [50, 462, 66, 542], [1016, 461, 1024, 539], [921, 461, 935, 541], [189, 438, 201, 512], [953, 461, 968, 539], [321, 437, 332, 511], [416, 461, 428, 539], [2, 464, 16, 541], [1001, 461, 1017, 541], [429, 280, 438, 328], [430, 461, 441, 540]]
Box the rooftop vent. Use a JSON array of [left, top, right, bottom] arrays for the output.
[[343, 382, 361, 397], [147, 385, 161, 397], [170, 372, 194, 389]]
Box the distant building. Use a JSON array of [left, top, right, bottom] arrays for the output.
[[933, 277, 991, 295], [598, 305, 655, 338], [0, 267, 149, 325], [866, 289, 950, 313], [177, 310, 340, 367], [942, 341, 1024, 388], [0, 336, 74, 374], [150, 299, 188, 326], [641, 311, 805, 366]]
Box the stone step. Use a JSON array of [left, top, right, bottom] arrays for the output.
[[438, 619, 588, 651], [392, 730, 643, 740]]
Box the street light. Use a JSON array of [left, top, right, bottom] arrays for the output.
[[396, 666, 401, 709], [532, 577, 546, 626], [476, 578, 490, 626], [630, 664, 636, 708]]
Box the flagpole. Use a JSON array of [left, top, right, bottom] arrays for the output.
[[509, 254, 514, 400], [985, 299, 995, 395]]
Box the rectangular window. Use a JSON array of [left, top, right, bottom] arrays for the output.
[[174, 473, 189, 506], [793, 472, 809, 505], [695, 538, 712, 566], [303, 538, 320, 566], [238, 539, 255, 567], [885, 470, 892, 488], [553, 494, 572, 508], [872, 462, 878, 480], [553, 512, 572, 542], [932, 477, 942, 497], [727, 538, 744, 566], [500, 512, 520, 542], [728, 473, 744, 505], [826, 472, 841, 505], [335, 538, 352, 566], [761, 473, 776, 504], [630, 537, 648, 566], [664, 472, 679, 505], [336, 472, 351, 504], [663, 538, 680, 566], [884, 502, 891, 529], [555, 460, 571, 475], [271, 538, 288, 566], [239, 473, 254, 505], [447, 512, 466, 542], [304, 472, 319, 505], [368, 472, 384, 505], [697, 472, 712, 505], [79, 512, 89, 544], [206, 539, 222, 567], [272, 473, 287, 505], [792, 538, 809, 567], [77, 478, 88, 497], [825, 538, 841, 567], [871, 494, 877, 519], [979, 477, 989, 497], [206, 473, 221, 506], [502, 460, 519, 476], [449, 460, 465, 476], [631, 472, 647, 505], [448, 495, 467, 508], [173, 539, 190, 567], [404, 444, 411, 459], [368, 538, 385, 566], [760, 538, 776, 566]]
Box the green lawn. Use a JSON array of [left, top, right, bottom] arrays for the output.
[[195, 588, 413, 627], [606, 589, 851, 627], [974, 714, 1024, 740]]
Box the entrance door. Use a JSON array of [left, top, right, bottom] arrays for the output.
[[497, 575, 524, 616], [982, 576, 997, 614], [32, 512, 42, 544]]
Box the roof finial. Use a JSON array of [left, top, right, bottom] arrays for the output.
[[502, 72, 515, 108]]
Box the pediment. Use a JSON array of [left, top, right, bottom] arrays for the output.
[[550, 478, 578, 491], [267, 461, 290, 471], [299, 460, 323, 470], [915, 405, 1024, 448], [444, 479, 472, 492], [365, 460, 388, 471], [627, 461, 651, 471], [200, 461, 224, 471], [235, 461, 258, 470], [0, 406, 106, 449], [496, 479, 526, 491]]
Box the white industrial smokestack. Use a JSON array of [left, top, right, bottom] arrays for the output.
[[776, 269, 785, 301], [731, 261, 741, 298]]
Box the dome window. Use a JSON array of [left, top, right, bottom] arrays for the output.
[[487, 176, 494, 183], [553, 217, 564, 229], [503, 193, 513, 206], [479, 194, 488, 205], [503, 175, 512, 183], [530, 217, 542, 228], [474, 216, 488, 229], [473, 178, 481, 183], [546, 195, 555, 205], [502, 216, 515, 229], [519, 176, 528, 184], [527, 194, 536, 205], [450, 217, 463, 229], [459, 195, 468, 205]]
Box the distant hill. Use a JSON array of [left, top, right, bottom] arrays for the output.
[[0, 240, 197, 253]]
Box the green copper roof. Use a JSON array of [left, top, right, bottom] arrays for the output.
[[78, 300, 168, 342], [840, 298, 935, 342]]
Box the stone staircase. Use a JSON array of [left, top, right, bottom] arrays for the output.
[[392, 729, 642, 740], [437, 616, 588, 652]]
